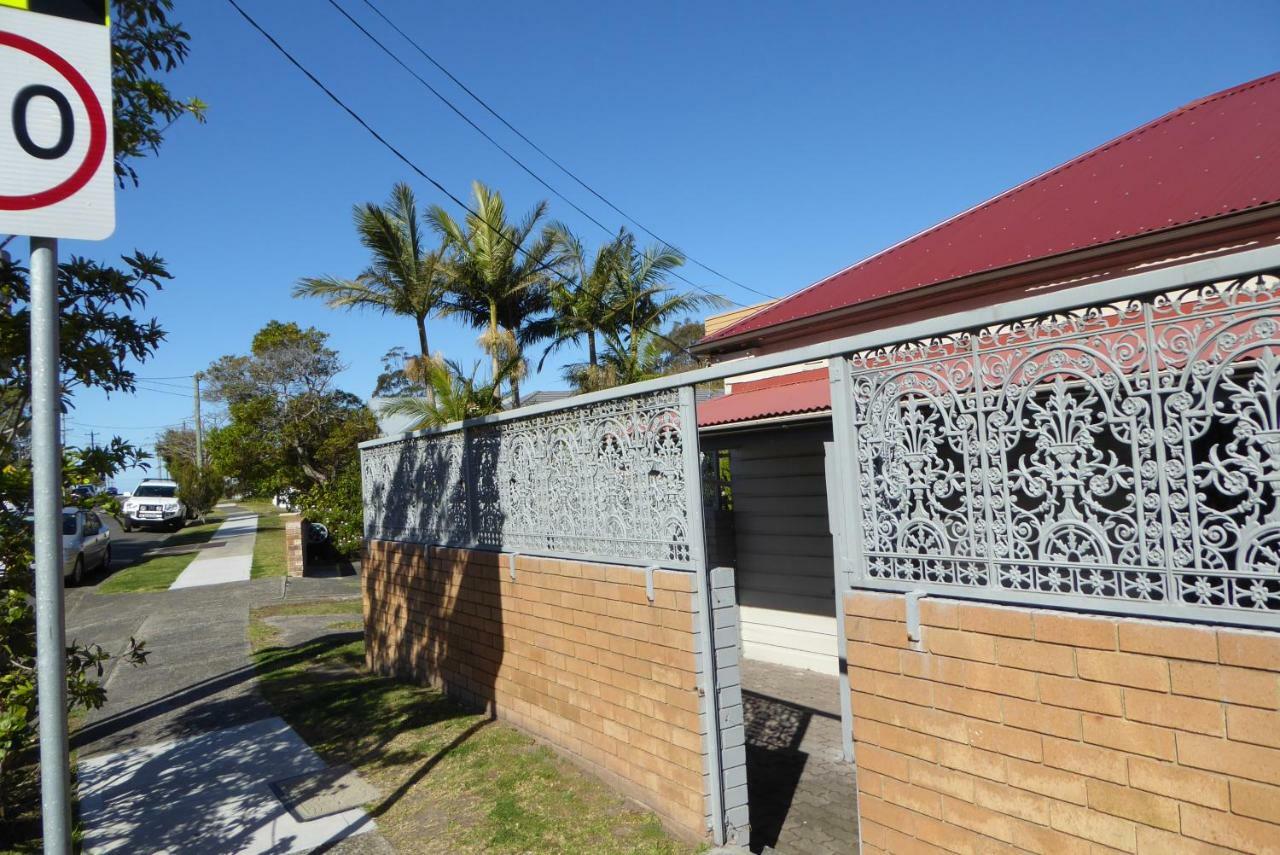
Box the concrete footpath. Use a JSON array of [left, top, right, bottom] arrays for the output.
[[169, 512, 259, 590], [67, 569, 386, 854]]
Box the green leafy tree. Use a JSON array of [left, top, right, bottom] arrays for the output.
[[296, 466, 363, 556], [203, 322, 376, 496], [111, 0, 207, 186], [0, 0, 201, 831], [294, 183, 448, 402], [370, 346, 427, 398], [156, 427, 221, 522], [427, 182, 562, 406]]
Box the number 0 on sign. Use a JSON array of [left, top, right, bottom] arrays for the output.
[[0, 1, 113, 240]]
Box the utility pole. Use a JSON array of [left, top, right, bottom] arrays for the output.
[[193, 372, 204, 472], [88, 430, 95, 450]]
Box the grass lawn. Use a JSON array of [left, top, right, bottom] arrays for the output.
[[249, 600, 700, 855], [237, 498, 288, 579], [97, 513, 226, 594]]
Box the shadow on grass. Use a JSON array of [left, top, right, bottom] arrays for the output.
[[252, 630, 480, 780], [72, 631, 364, 753]]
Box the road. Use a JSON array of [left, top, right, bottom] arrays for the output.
[[82, 514, 171, 586]]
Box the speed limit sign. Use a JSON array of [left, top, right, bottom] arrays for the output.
[[0, 1, 113, 240]]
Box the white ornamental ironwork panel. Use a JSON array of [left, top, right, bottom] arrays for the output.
[[840, 271, 1280, 619], [360, 389, 695, 568]]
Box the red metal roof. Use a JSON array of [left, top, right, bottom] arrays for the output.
[[704, 72, 1280, 345], [697, 368, 830, 427]]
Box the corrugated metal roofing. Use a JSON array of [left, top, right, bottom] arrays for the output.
[[697, 368, 830, 427], [704, 71, 1280, 345]]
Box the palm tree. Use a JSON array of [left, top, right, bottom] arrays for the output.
[[427, 182, 562, 407], [294, 183, 448, 401], [541, 224, 628, 373], [379, 355, 515, 430], [578, 234, 727, 388]]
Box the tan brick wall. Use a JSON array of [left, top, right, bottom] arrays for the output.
[[283, 513, 305, 578], [845, 591, 1280, 855], [362, 539, 708, 838]]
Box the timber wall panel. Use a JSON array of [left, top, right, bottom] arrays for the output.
[[845, 590, 1280, 854], [362, 539, 708, 837]]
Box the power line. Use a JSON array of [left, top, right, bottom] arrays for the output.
[[134, 383, 194, 398], [225, 0, 703, 363], [132, 377, 191, 390], [326, 0, 744, 308], [66, 420, 185, 430], [133, 374, 195, 380], [359, 0, 777, 303]]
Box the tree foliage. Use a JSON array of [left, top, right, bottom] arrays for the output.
[[111, 0, 207, 187], [371, 346, 427, 398], [0, 0, 202, 825], [203, 322, 376, 498], [156, 427, 221, 521], [295, 183, 448, 375], [427, 182, 562, 406], [379, 355, 514, 431]]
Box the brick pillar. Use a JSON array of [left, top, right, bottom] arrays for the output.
[[282, 512, 306, 578]]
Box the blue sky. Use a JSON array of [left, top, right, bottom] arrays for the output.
[[32, 0, 1280, 486]]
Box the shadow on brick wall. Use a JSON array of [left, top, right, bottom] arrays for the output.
[[363, 433, 504, 718]]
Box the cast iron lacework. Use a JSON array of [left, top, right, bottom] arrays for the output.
[[360, 389, 694, 568], [842, 270, 1280, 616]]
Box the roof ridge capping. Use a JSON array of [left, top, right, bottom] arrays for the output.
[[700, 70, 1280, 347]]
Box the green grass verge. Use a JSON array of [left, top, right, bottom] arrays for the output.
[[97, 513, 226, 594], [238, 499, 288, 579], [249, 600, 699, 855]]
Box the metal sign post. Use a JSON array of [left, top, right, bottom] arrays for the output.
[[1, 5, 113, 853], [29, 235, 69, 854]]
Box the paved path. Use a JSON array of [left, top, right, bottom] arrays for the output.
[[741, 658, 858, 855], [170, 512, 259, 590], [69, 568, 383, 853]]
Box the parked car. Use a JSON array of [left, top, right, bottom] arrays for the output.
[[103, 487, 119, 497], [0, 509, 111, 587], [63, 509, 110, 584], [14, 509, 111, 586], [70, 484, 97, 501], [120, 479, 187, 532]]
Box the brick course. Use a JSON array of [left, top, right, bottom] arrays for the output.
[[362, 539, 708, 838], [845, 591, 1280, 854]]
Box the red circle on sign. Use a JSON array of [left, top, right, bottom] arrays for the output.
[[0, 31, 108, 211]]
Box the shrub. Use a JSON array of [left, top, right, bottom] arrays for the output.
[[297, 466, 362, 557]]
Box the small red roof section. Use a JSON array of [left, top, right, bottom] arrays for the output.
[[698, 368, 831, 427], [704, 72, 1280, 345]]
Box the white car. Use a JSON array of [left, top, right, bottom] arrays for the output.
[[121, 479, 187, 532]]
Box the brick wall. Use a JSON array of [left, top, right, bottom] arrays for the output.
[[282, 513, 305, 578], [845, 591, 1280, 855], [362, 539, 718, 839]]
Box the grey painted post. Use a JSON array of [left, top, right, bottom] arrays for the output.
[[679, 385, 726, 845], [31, 237, 71, 854], [826, 355, 863, 855], [823, 440, 855, 764]]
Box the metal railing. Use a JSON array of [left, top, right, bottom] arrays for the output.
[[362, 242, 1280, 627], [361, 386, 702, 570], [829, 261, 1280, 628]]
